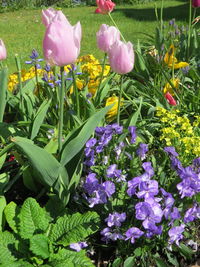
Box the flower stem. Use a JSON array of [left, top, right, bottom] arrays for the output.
[[160, 0, 164, 36], [187, 0, 192, 60], [15, 54, 24, 114], [72, 68, 80, 118], [58, 66, 65, 153], [117, 75, 123, 124], [108, 13, 126, 42], [98, 53, 107, 90]]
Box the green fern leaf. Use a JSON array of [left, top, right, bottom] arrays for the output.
[[48, 260, 74, 267], [49, 212, 100, 245], [19, 198, 50, 239], [50, 249, 95, 267], [0, 260, 33, 267], [4, 201, 19, 233], [0, 231, 17, 264], [29, 234, 50, 259]]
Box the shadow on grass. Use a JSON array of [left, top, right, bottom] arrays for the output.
[[115, 3, 200, 22]]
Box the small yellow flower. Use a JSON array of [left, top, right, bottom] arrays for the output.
[[105, 96, 124, 119]]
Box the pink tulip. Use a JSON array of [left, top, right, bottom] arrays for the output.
[[96, 0, 115, 14], [0, 39, 6, 61], [165, 92, 177, 106], [43, 10, 82, 67], [42, 7, 57, 27], [192, 0, 200, 7], [97, 24, 120, 53], [108, 40, 134, 74]]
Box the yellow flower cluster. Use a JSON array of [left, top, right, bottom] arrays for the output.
[[75, 54, 110, 96], [156, 107, 200, 162], [8, 67, 44, 92]]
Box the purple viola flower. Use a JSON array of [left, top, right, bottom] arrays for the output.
[[106, 164, 121, 178], [86, 138, 97, 148], [111, 123, 123, 134], [70, 241, 88, 252], [137, 143, 148, 160], [184, 204, 199, 223], [142, 162, 154, 178], [168, 224, 185, 246], [127, 176, 142, 197], [114, 142, 125, 159], [106, 164, 126, 182], [102, 181, 115, 198], [101, 227, 124, 243], [164, 146, 179, 157], [169, 207, 181, 223], [125, 227, 144, 244], [143, 220, 162, 237], [136, 180, 159, 199], [128, 126, 137, 144], [105, 212, 126, 227], [135, 198, 163, 225], [84, 173, 99, 195]]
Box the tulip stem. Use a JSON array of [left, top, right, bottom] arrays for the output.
[[72, 68, 80, 118], [187, 0, 192, 60], [117, 75, 123, 125], [58, 66, 65, 153], [15, 54, 24, 115], [108, 13, 126, 42]]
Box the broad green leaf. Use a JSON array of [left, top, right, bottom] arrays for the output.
[[49, 259, 75, 267], [0, 173, 9, 194], [50, 249, 95, 267], [30, 99, 51, 140], [0, 261, 33, 267], [0, 68, 8, 122], [0, 153, 7, 169], [30, 234, 50, 259], [4, 201, 19, 233], [11, 136, 68, 190], [154, 257, 169, 267], [112, 257, 123, 267], [134, 247, 142, 257], [22, 166, 38, 192], [49, 212, 100, 245], [61, 105, 112, 166], [166, 251, 179, 267], [44, 137, 58, 154], [0, 195, 6, 231], [0, 231, 17, 264], [179, 243, 194, 260], [123, 256, 135, 267], [128, 97, 143, 126], [19, 197, 49, 239]]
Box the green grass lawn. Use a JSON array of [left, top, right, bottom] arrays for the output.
[[0, 0, 199, 73]]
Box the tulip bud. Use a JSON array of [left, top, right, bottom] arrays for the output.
[[97, 24, 120, 53], [165, 92, 177, 106], [192, 0, 200, 8], [108, 40, 134, 74], [96, 0, 115, 14], [0, 39, 7, 61], [43, 9, 82, 67]]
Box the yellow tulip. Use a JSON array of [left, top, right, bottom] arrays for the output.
[[164, 44, 189, 69], [163, 78, 179, 96]]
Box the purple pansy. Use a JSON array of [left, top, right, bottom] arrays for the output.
[[128, 126, 137, 144], [125, 227, 144, 244], [137, 143, 148, 160], [70, 241, 88, 252], [168, 224, 185, 246], [105, 212, 126, 227]]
